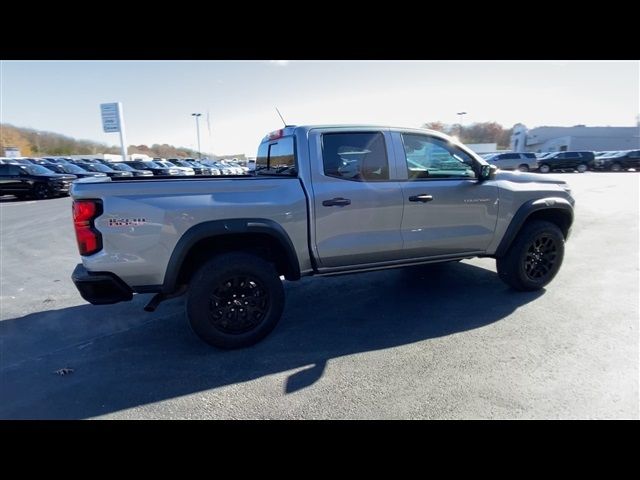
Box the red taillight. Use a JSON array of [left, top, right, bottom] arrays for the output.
[[73, 200, 103, 256]]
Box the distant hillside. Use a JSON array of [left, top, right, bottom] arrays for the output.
[[0, 123, 224, 159]]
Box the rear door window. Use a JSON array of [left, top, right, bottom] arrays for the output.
[[322, 132, 389, 181]]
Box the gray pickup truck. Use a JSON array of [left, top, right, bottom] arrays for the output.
[[71, 125, 575, 349]]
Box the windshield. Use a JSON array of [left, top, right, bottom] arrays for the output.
[[141, 161, 163, 168], [22, 164, 57, 175], [111, 163, 134, 171], [601, 151, 623, 158], [86, 163, 114, 172], [63, 164, 90, 174]]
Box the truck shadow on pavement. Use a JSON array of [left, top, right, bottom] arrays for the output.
[[0, 261, 543, 419]]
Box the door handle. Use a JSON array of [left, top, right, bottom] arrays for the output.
[[408, 194, 433, 203], [322, 197, 351, 207]]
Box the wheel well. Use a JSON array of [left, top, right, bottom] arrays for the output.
[[524, 209, 572, 239], [176, 233, 298, 286]]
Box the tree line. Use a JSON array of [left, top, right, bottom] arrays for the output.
[[422, 121, 513, 148], [0, 123, 217, 158]]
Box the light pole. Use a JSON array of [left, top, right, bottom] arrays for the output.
[[192, 113, 202, 159], [456, 111, 467, 140]]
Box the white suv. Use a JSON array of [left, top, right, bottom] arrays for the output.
[[484, 152, 538, 172]]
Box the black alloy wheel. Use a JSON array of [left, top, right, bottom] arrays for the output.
[[523, 234, 558, 283]]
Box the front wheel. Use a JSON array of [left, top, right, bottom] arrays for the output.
[[496, 220, 565, 291], [609, 162, 622, 172], [538, 164, 551, 174], [32, 183, 51, 200], [186, 252, 285, 349]]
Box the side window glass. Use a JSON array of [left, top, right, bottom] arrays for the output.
[[401, 134, 476, 180], [322, 132, 389, 181]]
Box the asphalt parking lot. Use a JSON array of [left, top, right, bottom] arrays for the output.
[[0, 172, 638, 419]]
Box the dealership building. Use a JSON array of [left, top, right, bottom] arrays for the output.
[[510, 124, 640, 153]]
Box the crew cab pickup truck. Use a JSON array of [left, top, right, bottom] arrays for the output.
[[71, 125, 575, 349]]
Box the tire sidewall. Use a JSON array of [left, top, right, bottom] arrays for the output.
[[33, 183, 50, 199], [497, 220, 565, 291], [539, 164, 550, 173], [512, 222, 564, 290], [186, 253, 285, 349]]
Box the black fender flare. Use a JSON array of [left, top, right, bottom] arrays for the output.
[[494, 197, 574, 257], [162, 218, 300, 293]]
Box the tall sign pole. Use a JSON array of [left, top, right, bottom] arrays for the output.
[[101, 102, 128, 161]]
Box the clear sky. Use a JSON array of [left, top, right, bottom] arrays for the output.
[[1, 60, 638, 156]]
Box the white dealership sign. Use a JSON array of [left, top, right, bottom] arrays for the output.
[[100, 102, 121, 133], [4, 147, 21, 157], [100, 102, 128, 161]]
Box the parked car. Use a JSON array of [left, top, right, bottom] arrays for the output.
[[44, 163, 108, 179], [201, 160, 234, 175], [100, 161, 153, 177], [537, 151, 595, 173], [154, 159, 195, 176], [70, 124, 575, 349], [71, 161, 133, 178], [167, 159, 211, 175], [0, 163, 76, 199], [124, 160, 182, 176], [187, 160, 217, 175], [592, 150, 640, 172], [483, 152, 538, 172]]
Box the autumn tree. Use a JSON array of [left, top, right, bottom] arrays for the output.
[[421, 120, 513, 148]]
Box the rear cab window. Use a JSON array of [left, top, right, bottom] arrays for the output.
[[256, 135, 297, 176]]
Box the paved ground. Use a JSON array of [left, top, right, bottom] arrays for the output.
[[0, 172, 638, 419]]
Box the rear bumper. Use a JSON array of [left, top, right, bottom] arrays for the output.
[[72, 263, 133, 305]]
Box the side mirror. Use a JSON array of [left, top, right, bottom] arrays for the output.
[[479, 164, 497, 182]]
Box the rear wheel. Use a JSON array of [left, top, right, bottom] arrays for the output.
[[186, 252, 285, 349], [538, 164, 551, 174], [517, 164, 530, 172], [496, 220, 565, 291], [609, 162, 622, 172], [576, 163, 588, 173], [32, 183, 51, 200]]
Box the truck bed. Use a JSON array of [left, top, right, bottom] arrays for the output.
[[71, 175, 312, 287]]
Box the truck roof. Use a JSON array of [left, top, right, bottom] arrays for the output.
[[262, 125, 449, 142]]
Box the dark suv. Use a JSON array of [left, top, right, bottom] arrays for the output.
[[592, 150, 640, 172], [537, 151, 595, 173], [0, 163, 76, 199]]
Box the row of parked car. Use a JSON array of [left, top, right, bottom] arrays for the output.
[[0, 156, 250, 200], [480, 150, 640, 173]]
